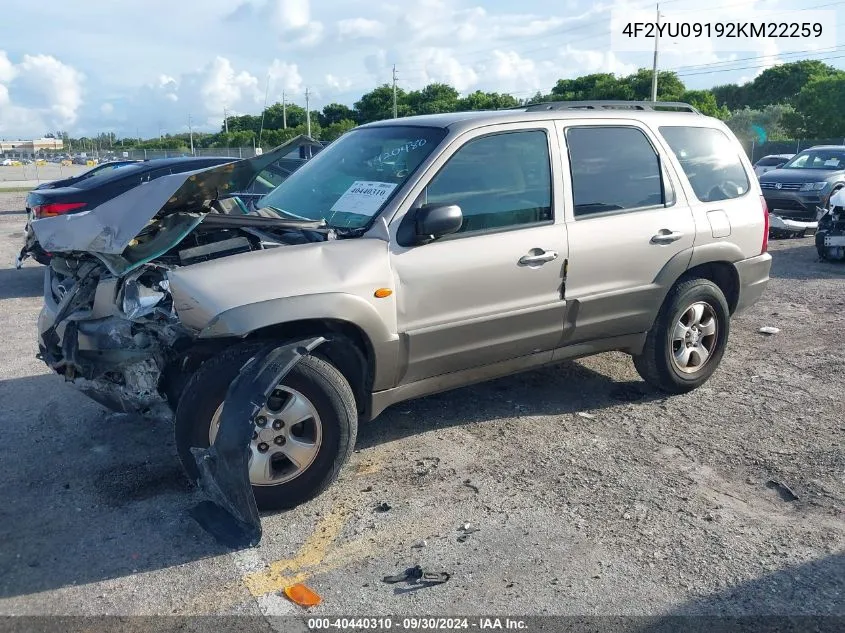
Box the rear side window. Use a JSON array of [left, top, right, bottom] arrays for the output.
[[566, 126, 670, 216], [659, 126, 750, 202]]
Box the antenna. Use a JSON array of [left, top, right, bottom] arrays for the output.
[[258, 73, 271, 148]]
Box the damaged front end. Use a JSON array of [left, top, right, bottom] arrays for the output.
[[816, 188, 845, 261], [32, 136, 332, 419]]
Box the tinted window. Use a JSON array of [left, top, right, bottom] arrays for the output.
[[566, 126, 667, 216], [75, 163, 146, 189], [424, 130, 552, 234], [659, 126, 750, 202], [756, 157, 780, 167]]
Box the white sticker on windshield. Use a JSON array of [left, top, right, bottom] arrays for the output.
[[330, 181, 398, 215]]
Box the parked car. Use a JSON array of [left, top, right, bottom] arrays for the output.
[[16, 156, 236, 267], [30, 103, 770, 513], [759, 146, 845, 221], [752, 154, 794, 177], [32, 159, 140, 190]]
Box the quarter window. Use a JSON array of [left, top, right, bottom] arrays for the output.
[[566, 126, 669, 216], [659, 126, 750, 202], [424, 130, 552, 234]]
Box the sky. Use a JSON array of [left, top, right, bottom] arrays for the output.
[[0, 0, 842, 139]]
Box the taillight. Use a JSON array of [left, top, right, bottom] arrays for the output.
[[760, 195, 769, 254], [33, 202, 87, 218]]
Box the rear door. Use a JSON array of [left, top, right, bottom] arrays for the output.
[[390, 122, 569, 384], [556, 119, 696, 345]]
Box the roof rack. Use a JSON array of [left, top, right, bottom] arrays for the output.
[[522, 100, 701, 114]]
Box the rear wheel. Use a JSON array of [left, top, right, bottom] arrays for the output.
[[174, 342, 358, 511], [633, 278, 730, 394]]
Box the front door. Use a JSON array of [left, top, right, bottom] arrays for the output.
[[555, 121, 697, 345], [390, 124, 569, 385]]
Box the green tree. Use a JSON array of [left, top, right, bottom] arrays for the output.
[[354, 84, 411, 122], [746, 60, 844, 109], [791, 75, 845, 137], [711, 83, 748, 110], [456, 90, 519, 110], [681, 90, 730, 119], [620, 69, 685, 101], [320, 103, 356, 126], [406, 83, 459, 115], [322, 119, 357, 141], [726, 104, 796, 142], [551, 73, 631, 100]]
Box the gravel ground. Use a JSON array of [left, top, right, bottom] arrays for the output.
[[0, 190, 842, 622]]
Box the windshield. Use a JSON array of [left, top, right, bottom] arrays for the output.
[[257, 126, 447, 229], [782, 149, 845, 170]]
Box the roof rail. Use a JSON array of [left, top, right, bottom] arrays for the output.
[[523, 100, 701, 114]]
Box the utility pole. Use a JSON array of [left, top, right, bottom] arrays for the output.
[[305, 87, 311, 137], [282, 91, 287, 129], [392, 65, 398, 118], [188, 114, 194, 155], [650, 3, 661, 102], [223, 106, 229, 133]]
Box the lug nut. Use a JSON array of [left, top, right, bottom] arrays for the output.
[[272, 419, 284, 430], [256, 416, 267, 427], [274, 436, 286, 446], [257, 442, 269, 453], [252, 431, 259, 440]]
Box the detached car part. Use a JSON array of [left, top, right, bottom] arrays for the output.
[[189, 338, 325, 548], [816, 188, 845, 261]]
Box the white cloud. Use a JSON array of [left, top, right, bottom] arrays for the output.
[[229, 0, 324, 47], [100, 102, 114, 115], [557, 46, 638, 78], [337, 18, 385, 40], [325, 73, 353, 91], [0, 51, 84, 137]]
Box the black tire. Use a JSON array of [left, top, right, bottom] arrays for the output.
[[633, 278, 730, 394], [174, 342, 358, 511]]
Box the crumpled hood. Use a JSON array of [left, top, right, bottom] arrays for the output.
[[30, 135, 322, 256]]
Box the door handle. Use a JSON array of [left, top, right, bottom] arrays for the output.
[[650, 230, 684, 244], [518, 250, 558, 266]]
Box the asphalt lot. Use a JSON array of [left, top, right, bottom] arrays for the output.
[[0, 190, 842, 622]]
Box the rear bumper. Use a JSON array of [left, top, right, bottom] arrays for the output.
[[733, 253, 772, 316]]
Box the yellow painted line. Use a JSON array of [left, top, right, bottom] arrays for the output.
[[242, 504, 351, 596]]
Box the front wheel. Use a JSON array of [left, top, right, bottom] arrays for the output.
[[175, 342, 358, 511], [633, 278, 730, 394]]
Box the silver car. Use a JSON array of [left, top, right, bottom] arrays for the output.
[[31, 101, 772, 511]]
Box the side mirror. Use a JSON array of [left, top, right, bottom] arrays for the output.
[[415, 204, 463, 243]]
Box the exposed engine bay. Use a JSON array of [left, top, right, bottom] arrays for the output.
[[816, 188, 845, 261], [36, 194, 336, 417]]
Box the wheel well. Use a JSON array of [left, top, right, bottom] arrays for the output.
[[245, 319, 375, 421], [683, 261, 740, 314]]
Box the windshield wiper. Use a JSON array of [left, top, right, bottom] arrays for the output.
[[260, 204, 317, 222]]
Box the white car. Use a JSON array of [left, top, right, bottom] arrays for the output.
[[1, 158, 13, 166], [753, 153, 794, 177]]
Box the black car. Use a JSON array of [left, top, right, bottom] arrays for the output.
[[19, 157, 235, 265], [16, 137, 323, 266], [759, 146, 845, 221], [32, 160, 140, 191]]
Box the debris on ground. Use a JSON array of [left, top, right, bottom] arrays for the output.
[[411, 540, 427, 549], [382, 564, 450, 585], [758, 326, 781, 335], [463, 479, 479, 493], [457, 523, 481, 543], [766, 479, 799, 502], [577, 411, 596, 419], [283, 583, 322, 607], [374, 501, 392, 512]]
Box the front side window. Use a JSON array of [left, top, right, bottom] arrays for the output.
[[566, 126, 668, 217], [258, 126, 447, 229], [659, 126, 750, 202], [422, 130, 552, 234]]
